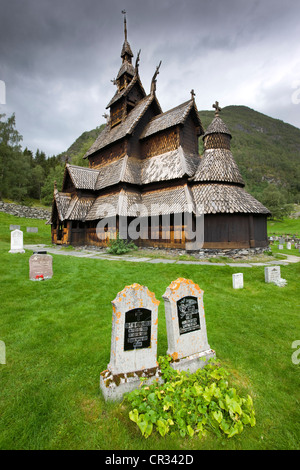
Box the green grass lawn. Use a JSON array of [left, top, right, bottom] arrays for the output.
[[268, 218, 300, 237], [0, 212, 300, 450]]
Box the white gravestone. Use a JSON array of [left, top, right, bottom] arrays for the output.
[[162, 278, 215, 374], [264, 266, 287, 287], [9, 229, 25, 253], [278, 244, 283, 250], [232, 273, 244, 289], [286, 242, 291, 250], [29, 254, 53, 280], [100, 283, 161, 401]]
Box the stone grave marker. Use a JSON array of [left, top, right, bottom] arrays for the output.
[[278, 244, 283, 250], [100, 283, 160, 401], [286, 242, 291, 250], [27, 227, 38, 233], [9, 229, 25, 253], [162, 278, 215, 374], [265, 266, 281, 284], [29, 253, 53, 280], [232, 273, 244, 289], [264, 266, 287, 287], [10, 224, 20, 230]]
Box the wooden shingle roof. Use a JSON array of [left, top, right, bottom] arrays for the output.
[[192, 184, 270, 215], [65, 195, 95, 221], [140, 99, 204, 139], [66, 164, 99, 190], [106, 74, 146, 108], [141, 147, 199, 185], [84, 94, 157, 158], [203, 116, 232, 138], [53, 189, 71, 221], [84, 184, 194, 220], [191, 149, 244, 186]]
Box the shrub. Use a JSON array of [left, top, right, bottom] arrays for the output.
[[107, 233, 137, 255], [125, 356, 256, 439]]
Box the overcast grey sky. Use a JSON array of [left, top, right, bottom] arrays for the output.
[[0, 0, 300, 156]]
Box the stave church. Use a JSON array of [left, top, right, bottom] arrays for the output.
[[50, 14, 270, 251]]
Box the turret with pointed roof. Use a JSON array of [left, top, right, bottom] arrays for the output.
[[190, 102, 270, 231]]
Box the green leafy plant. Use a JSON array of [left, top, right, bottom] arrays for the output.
[[125, 356, 256, 439], [107, 233, 137, 255]]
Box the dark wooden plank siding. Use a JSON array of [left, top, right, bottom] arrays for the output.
[[180, 114, 198, 154]]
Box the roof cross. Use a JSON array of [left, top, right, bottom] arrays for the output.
[[213, 101, 221, 117], [190, 89, 196, 100]]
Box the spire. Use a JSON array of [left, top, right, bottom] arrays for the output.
[[122, 10, 127, 41], [121, 10, 133, 61]]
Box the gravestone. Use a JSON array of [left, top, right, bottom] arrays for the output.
[[232, 273, 244, 289], [278, 244, 283, 250], [279, 237, 285, 244], [100, 283, 160, 401], [27, 227, 38, 233], [9, 229, 25, 253], [264, 266, 287, 287], [29, 253, 53, 280], [286, 242, 291, 250], [162, 278, 215, 373], [265, 266, 281, 284], [10, 224, 20, 230]]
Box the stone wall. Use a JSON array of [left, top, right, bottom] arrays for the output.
[[0, 202, 51, 220]]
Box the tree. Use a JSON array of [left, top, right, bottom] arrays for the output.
[[260, 184, 293, 219], [41, 163, 64, 205], [32, 165, 45, 202], [0, 113, 26, 200]]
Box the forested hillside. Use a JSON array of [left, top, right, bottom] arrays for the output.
[[1, 106, 299, 217]]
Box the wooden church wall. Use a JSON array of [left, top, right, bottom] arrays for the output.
[[203, 213, 251, 248], [89, 140, 127, 169], [129, 105, 160, 158], [179, 115, 199, 154], [253, 215, 268, 247], [141, 127, 179, 158], [110, 100, 125, 128]]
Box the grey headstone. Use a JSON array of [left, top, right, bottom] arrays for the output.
[[265, 266, 281, 284], [162, 278, 215, 373], [29, 254, 53, 280], [100, 283, 160, 401]]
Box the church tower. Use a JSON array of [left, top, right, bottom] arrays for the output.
[[106, 11, 147, 128]]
